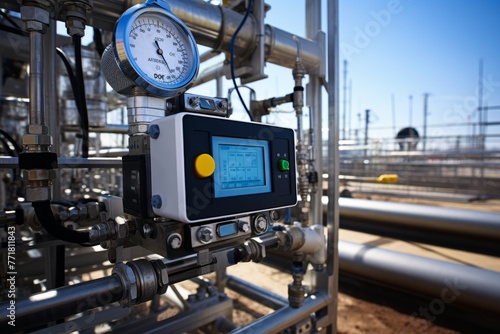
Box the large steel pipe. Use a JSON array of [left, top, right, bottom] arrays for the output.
[[91, 0, 323, 72], [1, 1, 323, 70], [339, 198, 500, 240], [339, 240, 500, 315], [0, 275, 123, 332]]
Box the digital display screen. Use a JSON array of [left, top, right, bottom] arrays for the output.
[[212, 136, 271, 198]]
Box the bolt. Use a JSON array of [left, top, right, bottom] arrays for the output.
[[189, 96, 200, 107], [168, 233, 182, 249], [143, 224, 152, 238], [149, 124, 160, 139], [270, 210, 280, 221], [151, 195, 162, 208], [254, 215, 268, 233], [197, 226, 214, 244], [238, 221, 250, 233], [217, 100, 227, 110], [69, 208, 79, 221]]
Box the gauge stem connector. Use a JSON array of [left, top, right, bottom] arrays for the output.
[[60, 0, 92, 37]]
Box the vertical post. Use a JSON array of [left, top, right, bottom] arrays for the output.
[[409, 94, 413, 127], [364, 109, 370, 157], [306, 0, 323, 228], [423, 93, 429, 152], [391, 93, 396, 148], [323, 0, 340, 332], [348, 79, 352, 139], [342, 60, 347, 140], [215, 65, 226, 293], [44, 18, 65, 291], [478, 58, 484, 150], [29, 30, 45, 128]]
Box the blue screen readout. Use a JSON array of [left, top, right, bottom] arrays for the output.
[[212, 136, 272, 198], [217, 222, 238, 237]]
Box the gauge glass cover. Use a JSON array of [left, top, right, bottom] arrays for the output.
[[114, 6, 199, 96]]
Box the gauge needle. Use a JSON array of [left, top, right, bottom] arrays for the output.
[[154, 40, 172, 73]]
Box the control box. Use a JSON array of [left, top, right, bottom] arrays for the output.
[[149, 113, 297, 223]]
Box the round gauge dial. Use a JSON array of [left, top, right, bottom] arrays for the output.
[[128, 12, 193, 87], [109, 3, 199, 97]]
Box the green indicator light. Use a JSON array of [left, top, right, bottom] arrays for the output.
[[278, 159, 290, 171]]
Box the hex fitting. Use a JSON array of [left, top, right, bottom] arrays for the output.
[[127, 259, 158, 304], [59, 0, 93, 37], [113, 259, 170, 306], [237, 237, 266, 263], [20, 5, 50, 32], [112, 263, 138, 306], [151, 259, 169, 295], [288, 282, 306, 308]]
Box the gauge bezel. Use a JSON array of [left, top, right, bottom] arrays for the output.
[[113, 3, 199, 97]]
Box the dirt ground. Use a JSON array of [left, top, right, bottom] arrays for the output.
[[192, 196, 500, 334], [210, 261, 459, 334]]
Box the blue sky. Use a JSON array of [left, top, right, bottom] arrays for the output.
[[73, 1, 500, 148], [191, 0, 500, 149], [338, 0, 500, 144]]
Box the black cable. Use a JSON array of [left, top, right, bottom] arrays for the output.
[[56, 47, 90, 158], [0, 23, 28, 37], [93, 28, 105, 57], [0, 10, 21, 30], [73, 36, 90, 158], [0, 129, 21, 156], [0, 136, 15, 157], [229, 0, 254, 121], [32, 200, 94, 246]]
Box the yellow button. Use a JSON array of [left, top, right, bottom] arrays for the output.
[[194, 154, 216, 178]]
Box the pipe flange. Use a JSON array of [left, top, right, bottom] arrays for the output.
[[127, 259, 158, 304], [112, 262, 138, 306]]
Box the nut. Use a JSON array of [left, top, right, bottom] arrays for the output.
[[112, 263, 137, 306], [77, 203, 88, 219], [26, 125, 49, 135], [66, 18, 85, 37], [129, 124, 149, 136], [86, 202, 99, 219], [115, 217, 128, 239], [22, 134, 52, 146], [25, 187, 51, 202], [151, 259, 169, 294], [69, 208, 79, 221], [21, 6, 50, 29], [23, 169, 50, 181]]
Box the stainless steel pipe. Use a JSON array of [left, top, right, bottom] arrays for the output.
[[339, 198, 500, 240], [91, 0, 323, 72], [29, 31, 45, 126], [225, 275, 287, 311], [339, 240, 500, 315], [229, 292, 330, 334]]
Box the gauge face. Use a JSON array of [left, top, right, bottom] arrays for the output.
[[129, 12, 193, 87], [113, 5, 199, 96]]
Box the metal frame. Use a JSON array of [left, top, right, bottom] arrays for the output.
[[0, 1, 340, 333]]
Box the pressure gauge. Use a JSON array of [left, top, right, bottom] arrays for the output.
[[102, 0, 199, 97]]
